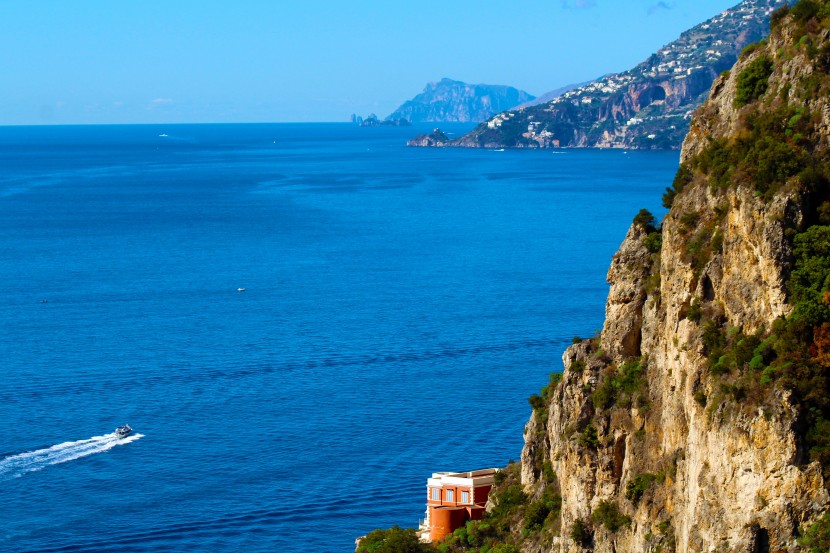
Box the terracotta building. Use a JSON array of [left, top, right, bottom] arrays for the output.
[[418, 468, 499, 542]]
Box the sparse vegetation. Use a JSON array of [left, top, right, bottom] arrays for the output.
[[591, 501, 631, 532], [644, 231, 663, 254], [687, 219, 830, 485], [663, 164, 692, 208], [741, 42, 762, 57], [736, 55, 773, 107], [578, 424, 600, 450], [633, 208, 657, 231], [799, 510, 830, 552], [657, 519, 676, 550], [592, 358, 648, 411], [528, 372, 563, 423], [522, 486, 562, 532], [687, 299, 702, 323], [682, 103, 813, 202], [791, 0, 822, 24], [570, 518, 592, 546], [770, 4, 789, 29], [356, 526, 434, 553], [625, 473, 661, 504]]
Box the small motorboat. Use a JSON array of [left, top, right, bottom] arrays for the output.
[[237, 287, 246, 292], [115, 424, 133, 439]]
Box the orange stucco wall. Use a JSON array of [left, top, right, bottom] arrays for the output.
[[429, 507, 468, 541], [426, 480, 496, 542], [428, 485, 490, 507]]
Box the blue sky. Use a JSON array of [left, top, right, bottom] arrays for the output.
[[0, 0, 744, 125]]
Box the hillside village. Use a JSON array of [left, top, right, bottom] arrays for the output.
[[445, 0, 784, 149]]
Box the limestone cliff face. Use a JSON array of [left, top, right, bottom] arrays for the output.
[[521, 9, 830, 553]]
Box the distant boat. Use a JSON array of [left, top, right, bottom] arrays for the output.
[[114, 424, 133, 439], [237, 287, 246, 292], [494, 148, 505, 152], [158, 133, 168, 137]]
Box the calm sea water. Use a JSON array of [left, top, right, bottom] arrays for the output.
[[0, 123, 678, 552]]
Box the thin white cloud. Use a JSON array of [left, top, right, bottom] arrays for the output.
[[147, 98, 174, 112]]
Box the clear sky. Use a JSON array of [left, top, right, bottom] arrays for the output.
[[0, 0, 746, 125]]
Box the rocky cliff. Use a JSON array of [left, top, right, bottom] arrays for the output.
[[516, 3, 830, 552], [407, 128, 450, 147], [388, 78, 534, 123], [416, 0, 784, 150], [359, 5, 830, 552]]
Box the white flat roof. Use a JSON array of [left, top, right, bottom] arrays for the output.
[[427, 468, 499, 488]]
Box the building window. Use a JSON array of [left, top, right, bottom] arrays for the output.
[[446, 489, 454, 502], [430, 488, 440, 501], [461, 491, 469, 504]]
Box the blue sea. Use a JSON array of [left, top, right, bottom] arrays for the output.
[[0, 123, 678, 552]]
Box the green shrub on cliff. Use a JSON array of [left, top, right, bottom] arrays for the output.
[[591, 501, 630, 532], [800, 511, 830, 552], [788, 226, 830, 327], [683, 103, 813, 203], [578, 424, 600, 450], [791, 0, 822, 23], [485, 545, 519, 553], [523, 485, 562, 532], [735, 55, 773, 106], [643, 231, 662, 254], [745, 136, 804, 196], [633, 208, 663, 254], [357, 526, 434, 553], [625, 473, 661, 504], [770, 4, 789, 28], [633, 208, 656, 231], [663, 164, 693, 208], [569, 518, 592, 546], [686, 299, 702, 323], [592, 358, 647, 410]]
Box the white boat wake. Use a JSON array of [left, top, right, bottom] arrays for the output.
[[0, 432, 143, 479]]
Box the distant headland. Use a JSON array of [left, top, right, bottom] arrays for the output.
[[409, 0, 785, 150]]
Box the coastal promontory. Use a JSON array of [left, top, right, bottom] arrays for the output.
[[361, 2, 830, 551], [413, 0, 785, 150]]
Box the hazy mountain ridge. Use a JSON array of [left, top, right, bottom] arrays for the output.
[[387, 78, 535, 123], [521, 80, 593, 108]]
